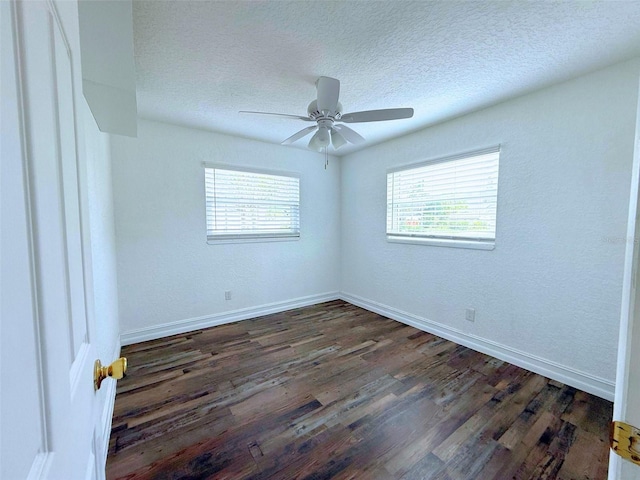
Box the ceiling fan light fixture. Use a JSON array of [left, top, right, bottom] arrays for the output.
[[309, 126, 330, 150], [317, 126, 330, 146]]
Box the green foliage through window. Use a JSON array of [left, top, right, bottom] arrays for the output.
[[205, 166, 300, 240], [387, 148, 500, 241]]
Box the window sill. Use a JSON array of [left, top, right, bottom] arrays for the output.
[[207, 236, 300, 245], [386, 235, 495, 250]]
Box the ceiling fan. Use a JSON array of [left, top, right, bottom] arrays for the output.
[[240, 77, 414, 151]]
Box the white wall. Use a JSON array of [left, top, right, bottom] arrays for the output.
[[340, 60, 640, 399], [112, 120, 341, 341], [110, 62, 639, 399], [83, 99, 122, 451], [84, 102, 121, 362]]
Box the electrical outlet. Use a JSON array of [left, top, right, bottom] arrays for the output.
[[225, 290, 232, 301], [465, 308, 475, 322]]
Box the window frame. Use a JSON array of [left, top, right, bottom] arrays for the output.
[[203, 163, 301, 244], [386, 146, 500, 250]]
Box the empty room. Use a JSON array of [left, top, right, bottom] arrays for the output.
[[3, 1, 640, 479]]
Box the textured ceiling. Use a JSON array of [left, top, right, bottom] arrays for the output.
[[133, 0, 640, 156]]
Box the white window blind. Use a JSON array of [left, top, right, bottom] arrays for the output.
[[205, 166, 300, 241], [387, 147, 500, 243]]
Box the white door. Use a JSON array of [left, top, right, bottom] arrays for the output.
[[1, 1, 106, 478], [609, 77, 640, 479]]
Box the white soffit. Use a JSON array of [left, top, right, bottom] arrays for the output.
[[133, 0, 640, 155], [79, 0, 137, 137]]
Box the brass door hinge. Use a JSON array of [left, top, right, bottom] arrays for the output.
[[610, 420, 640, 466]]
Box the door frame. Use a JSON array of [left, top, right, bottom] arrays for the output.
[[609, 73, 640, 479]]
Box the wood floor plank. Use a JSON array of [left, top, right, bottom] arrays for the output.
[[107, 300, 612, 480]]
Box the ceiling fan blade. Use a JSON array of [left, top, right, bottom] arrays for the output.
[[281, 126, 317, 145], [333, 124, 365, 144], [340, 108, 414, 123], [330, 128, 347, 150], [308, 131, 323, 152], [316, 77, 340, 114], [239, 111, 313, 122]]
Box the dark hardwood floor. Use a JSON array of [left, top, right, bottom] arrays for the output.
[[107, 300, 612, 480]]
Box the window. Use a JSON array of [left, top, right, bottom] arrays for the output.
[[204, 165, 300, 242], [386, 146, 500, 249]]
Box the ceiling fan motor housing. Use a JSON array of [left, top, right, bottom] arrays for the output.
[[307, 100, 343, 120]]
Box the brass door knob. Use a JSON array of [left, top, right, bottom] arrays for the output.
[[94, 357, 127, 391]]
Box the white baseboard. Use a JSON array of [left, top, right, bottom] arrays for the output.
[[84, 452, 95, 480], [340, 292, 615, 401], [100, 341, 120, 456], [27, 453, 53, 480], [120, 292, 341, 346], [95, 340, 120, 479], [118, 290, 614, 400], [99, 379, 118, 460]]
